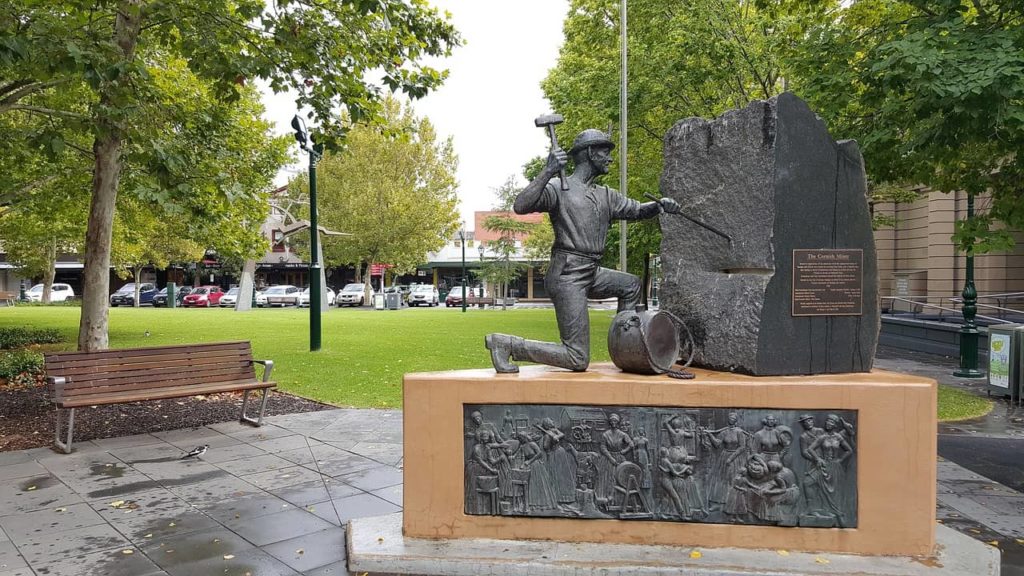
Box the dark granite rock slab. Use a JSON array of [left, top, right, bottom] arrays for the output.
[[659, 92, 879, 375]]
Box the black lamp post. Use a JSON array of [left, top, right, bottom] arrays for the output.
[[292, 114, 324, 352], [954, 193, 984, 378], [459, 228, 467, 313]]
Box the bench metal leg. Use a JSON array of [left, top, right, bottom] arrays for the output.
[[240, 388, 270, 427], [54, 408, 75, 454]]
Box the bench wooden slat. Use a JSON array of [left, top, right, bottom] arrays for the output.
[[45, 346, 252, 370], [48, 355, 253, 378], [56, 367, 259, 397], [58, 379, 276, 408], [53, 360, 253, 384], [44, 341, 250, 362]]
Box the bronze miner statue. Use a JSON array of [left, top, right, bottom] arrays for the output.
[[485, 127, 680, 373]]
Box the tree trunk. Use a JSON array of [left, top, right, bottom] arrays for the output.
[[78, 133, 122, 351], [133, 267, 142, 308], [76, 0, 142, 351], [42, 242, 56, 304]]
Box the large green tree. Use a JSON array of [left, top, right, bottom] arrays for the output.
[[790, 0, 1024, 253], [292, 96, 460, 285], [1, 0, 459, 350], [542, 0, 833, 273]]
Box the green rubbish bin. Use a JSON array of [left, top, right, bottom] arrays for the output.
[[167, 282, 176, 309], [986, 323, 1024, 403]]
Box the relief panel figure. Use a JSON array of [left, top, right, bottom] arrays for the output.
[[597, 413, 634, 504], [704, 411, 750, 510], [537, 417, 578, 511], [751, 414, 793, 466], [516, 431, 558, 514], [801, 413, 856, 527]]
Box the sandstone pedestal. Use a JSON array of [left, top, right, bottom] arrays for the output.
[[402, 365, 935, 556]]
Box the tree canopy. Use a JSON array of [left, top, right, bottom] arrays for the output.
[[790, 0, 1024, 253], [542, 0, 831, 273], [543, 0, 1023, 267], [291, 96, 460, 280], [1, 0, 460, 350]]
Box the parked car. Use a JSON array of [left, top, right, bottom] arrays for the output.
[[110, 283, 158, 307], [255, 290, 268, 307], [152, 286, 193, 307], [335, 283, 370, 307], [263, 284, 301, 307], [25, 283, 75, 302], [445, 286, 481, 307], [407, 284, 439, 307], [182, 286, 224, 307], [219, 287, 240, 307], [298, 286, 336, 307]]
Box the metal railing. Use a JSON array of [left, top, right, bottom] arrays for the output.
[[945, 292, 1024, 319], [881, 296, 1014, 325]]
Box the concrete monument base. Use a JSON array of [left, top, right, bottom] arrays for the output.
[[404, 365, 938, 556], [348, 513, 999, 576]]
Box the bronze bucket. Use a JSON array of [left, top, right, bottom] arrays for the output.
[[608, 306, 692, 375]]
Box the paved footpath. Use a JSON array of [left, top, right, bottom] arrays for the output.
[[0, 359, 1022, 575], [877, 347, 1024, 575]]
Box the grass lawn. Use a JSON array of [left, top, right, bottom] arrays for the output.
[[0, 306, 996, 421], [937, 384, 994, 422], [0, 306, 613, 407]]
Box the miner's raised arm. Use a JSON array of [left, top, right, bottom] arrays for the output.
[[514, 146, 567, 215]]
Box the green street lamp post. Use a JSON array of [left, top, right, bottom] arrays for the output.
[[954, 193, 984, 378], [459, 228, 467, 313], [292, 115, 324, 352]]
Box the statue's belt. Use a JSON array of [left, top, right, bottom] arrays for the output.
[[552, 247, 604, 261]]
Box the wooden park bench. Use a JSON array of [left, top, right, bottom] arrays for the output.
[[466, 296, 516, 308], [466, 295, 495, 307], [44, 341, 275, 453], [0, 291, 16, 306]]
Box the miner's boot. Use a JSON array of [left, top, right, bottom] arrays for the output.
[[485, 333, 519, 373]]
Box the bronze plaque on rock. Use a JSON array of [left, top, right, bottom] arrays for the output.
[[792, 249, 863, 316]]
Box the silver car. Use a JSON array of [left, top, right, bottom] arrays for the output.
[[407, 284, 439, 307], [263, 284, 301, 307], [298, 286, 336, 307], [219, 287, 240, 307], [335, 283, 370, 307]]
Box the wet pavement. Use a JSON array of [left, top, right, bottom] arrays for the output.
[[0, 410, 400, 576], [877, 346, 1024, 575], [0, 350, 1022, 575]]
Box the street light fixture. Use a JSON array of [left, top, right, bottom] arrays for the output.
[[458, 227, 467, 313], [954, 193, 984, 378], [292, 114, 324, 352]]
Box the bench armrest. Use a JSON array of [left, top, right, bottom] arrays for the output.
[[251, 360, 274, 382], [47, 376, 66, 402]]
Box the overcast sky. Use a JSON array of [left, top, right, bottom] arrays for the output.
[[260, 0, 570, 231]]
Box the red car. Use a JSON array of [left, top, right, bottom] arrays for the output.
[[182, 286, 224, 307]]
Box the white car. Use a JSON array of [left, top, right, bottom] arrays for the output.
[[263, 284, 301, 307], [335, 283, 370, 307], [255, 290, 268, 307], [298, 286, 336, 307], [26, 283, 75, 302], [407, 284, 439, 307], [219, 287, 240, 307]]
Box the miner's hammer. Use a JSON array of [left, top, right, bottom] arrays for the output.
[[535, 113, 568, 191]]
